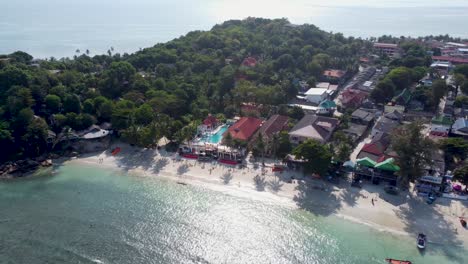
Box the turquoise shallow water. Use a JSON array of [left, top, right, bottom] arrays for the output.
[[0, 163, 466, 264]]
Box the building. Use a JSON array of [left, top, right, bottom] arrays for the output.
[[373, 43, 399, 57], [304, 88, 329, 104], [252, 115, 289, 155], [342, 123, 368, 141], [357, 132, 391, 162], [451, 117, 468, 137], [340, 89, 368, 108], [289, 115, 339, 144], [322, 69, 347, 84], [432, 56, 468, 65], [225, 117, 263, 141], [198, 114, 218, 133], [431, 61, 453, 74], [430, 116, 452, 137], [371, 115, 401, 137], [241, 57, 257, 67], [351, 108, 376, 125], [255, 115, 289, 140]]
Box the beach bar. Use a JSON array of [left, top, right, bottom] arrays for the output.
[[354, 158, 399, 185]]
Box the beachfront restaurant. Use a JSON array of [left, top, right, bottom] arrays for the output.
[[415, 176, 443, 196], [354, 157, 400, 185]]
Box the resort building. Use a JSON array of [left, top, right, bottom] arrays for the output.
[[288, 114, 339, 144], [373, 42, 399, 57], [252, 114, 289, 155], [255, 115, 289, 141], [198, 114, 218, 133], [225, 117, 263, 141]]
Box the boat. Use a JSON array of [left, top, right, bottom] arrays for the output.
[[417, 233, 426, 249], [386, 258, 412, 264], [111, 147, 121, 156], [460, 217, 467, 228]]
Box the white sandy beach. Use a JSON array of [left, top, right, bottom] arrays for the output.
[[64, 143, 468, 249]]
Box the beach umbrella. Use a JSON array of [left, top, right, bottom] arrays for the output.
[[375, 158, 400, 172], [453, 184, 462, 192], [343, 160, 355, 168], [356, 157, 377, 168]]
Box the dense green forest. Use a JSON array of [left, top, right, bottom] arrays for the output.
[[0, 18, 370, 162]]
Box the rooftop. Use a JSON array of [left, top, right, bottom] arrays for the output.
[[374, 42, 398, 48], [257, 115, 289, 138], [323, 69, 346, 78], [431, 115, 453, 126], [289, 114, 339, 142], [432, 56, 468, 64], [226, 117, 263, 141], [305, 88, 328, 95]]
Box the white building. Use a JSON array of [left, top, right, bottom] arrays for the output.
[[304, 88, 328, 104]]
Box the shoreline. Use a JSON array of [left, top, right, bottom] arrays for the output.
[[57, 143, 468, 249]]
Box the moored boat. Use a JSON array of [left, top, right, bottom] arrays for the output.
[[417, 233, 426, 249], [385, 258, 412, 264]]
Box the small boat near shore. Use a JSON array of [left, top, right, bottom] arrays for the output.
[[417, 233, 426, 249], [386, 258, 412, 264], [460, 217, 467, 228]]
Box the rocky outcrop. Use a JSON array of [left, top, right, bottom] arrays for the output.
[[0, 159, 50, 179]]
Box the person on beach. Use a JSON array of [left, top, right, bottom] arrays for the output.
[[371, 198, 374, 206]]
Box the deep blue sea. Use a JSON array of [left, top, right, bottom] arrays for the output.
[[0, 163, 467, 263], [1, 0, 468, 58]]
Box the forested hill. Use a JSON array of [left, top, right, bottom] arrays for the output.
[[0, 18, 369, 162]]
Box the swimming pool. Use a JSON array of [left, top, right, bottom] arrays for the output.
[[199, 125, 228, 144]]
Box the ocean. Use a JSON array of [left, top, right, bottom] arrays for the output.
[[0, 163, 466, 263], [1, 0, 468, 58]]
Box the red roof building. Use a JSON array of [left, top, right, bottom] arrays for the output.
[[323, 69, 346, 79], [203, 115, 218, 127], [241, 57, 258, 67], [357, 132, 391, 161], [340, 89, 368, 108], [256, 115, 289, 140], [226, 117, 263, 141], [432, 56, 468, 65]]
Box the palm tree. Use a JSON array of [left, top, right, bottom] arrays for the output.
[[254, 133, 266, 165], [224, 132, 234, 148], [269, 133, 280, 160]]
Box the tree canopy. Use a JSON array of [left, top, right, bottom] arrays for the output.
[[391, 122, 435, 189], [292, 139, 332, 175]]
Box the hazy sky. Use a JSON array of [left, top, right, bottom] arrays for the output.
[[2, 0, 468, 58]]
